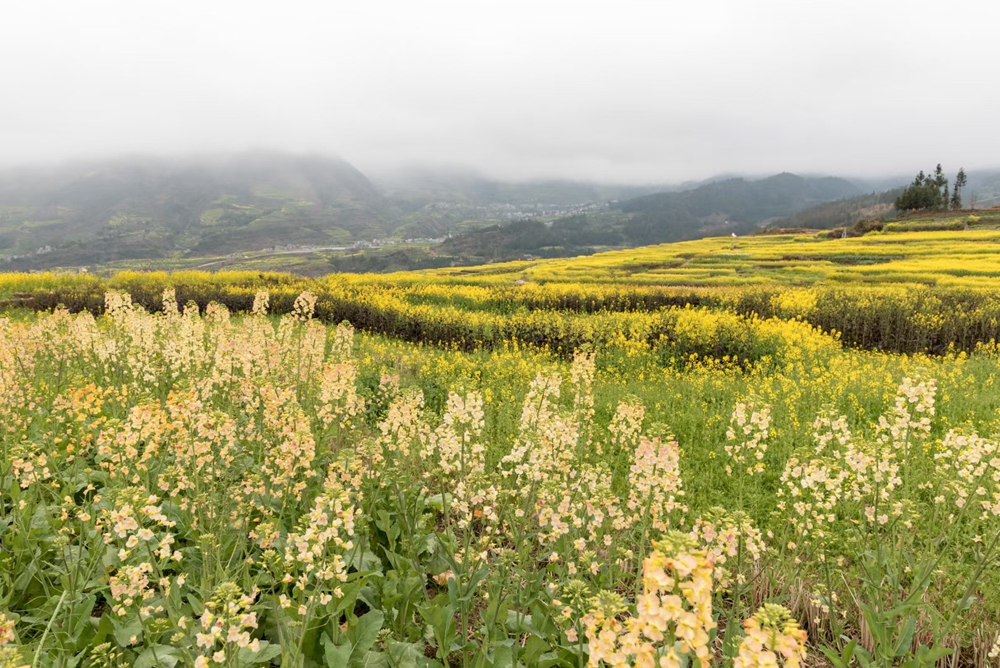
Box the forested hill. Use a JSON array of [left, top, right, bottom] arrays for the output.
[[617, 173, 862, 243], [0, 152, 396, 266], [438, 173, 865, 262], [765, 189, 903, 231], [0, 154, 670, 269], [0, 156, 870, 271]]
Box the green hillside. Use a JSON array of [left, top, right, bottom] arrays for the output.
[[616, 172, 862, 242], [0, 152, 395, 267], [436, 173, 866, 262], [0, 155, 657, 270], [0, 158, 891, 272]]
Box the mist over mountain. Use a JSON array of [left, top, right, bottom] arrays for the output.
[[0, 152, 396, 266], [0, 152, 700, 268], [374, 166, 664, 204], [3, 152, 997, 273]]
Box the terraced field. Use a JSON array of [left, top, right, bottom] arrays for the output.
[[418, 217, 1000, 288], [2, 219, 1000, 667]]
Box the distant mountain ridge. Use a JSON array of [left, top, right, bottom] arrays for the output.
[[0, 153, 875, 271], [1, 153, 679, 268], [766, 189, 903, 231], [0, 152, 397, 266], [439, 172, 865, 262], [617, 173, 862, 243], [374, 166, 663, 204]]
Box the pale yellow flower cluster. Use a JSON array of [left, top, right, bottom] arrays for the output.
[[251, 290, 270, 316], [0, 649, 26, 668], [259, 386, 318, 499], [316, 359, 365, 432], [108, 563, 155, 615], [609, 397, 646, 454], [450, 478, 501, 540], [725, 401, 771, 476], [732, 604, 807, 668], [205, 302, 230, 323], [103, 291, 161, 383], [571, 351, 597, 451], [291, 291, 318, 322], [375, 387, 426, 462], [502, 371, 578, 486], [282, 474, 359, 593], [194, 582, 262, 664], [8, 444, 50, 489], [161, 298, 211, 375], [777, 378, 936, 543], [503, 365, 629, 570], [161, 287, 179, 316], [100, 491, 178, 557], [877, 376, 935, 457], [935, 430, 1000, 519], [98, 489, 183, 617], [811, 411, 852, 455], [429, 391, 486, 477], [777, 411, 852, 543], [329, 321, 355, 361], [0, 614, 15, 647], [584, 532, 715, 668], [371, 384, 500, 552], [628, 437, 686, 532], [778, 449, 845, 542], [690, 507, 764, 589], [536, 464, 624, 573]]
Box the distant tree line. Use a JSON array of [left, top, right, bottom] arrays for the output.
[[895, 164, 967, 211]]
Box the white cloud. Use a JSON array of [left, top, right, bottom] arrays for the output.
[[2, 0, 998, 181]]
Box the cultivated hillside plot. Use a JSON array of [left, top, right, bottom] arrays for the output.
[[1, 225, 1000, 666]]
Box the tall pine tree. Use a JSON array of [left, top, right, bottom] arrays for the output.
[[951, 168, 967, 209], [933, 164, 950, 209]]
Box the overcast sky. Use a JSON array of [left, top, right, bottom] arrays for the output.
[[2, 0, 999, 183]]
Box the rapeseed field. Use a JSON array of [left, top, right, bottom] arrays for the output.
[[3, 225, 1000, 667]]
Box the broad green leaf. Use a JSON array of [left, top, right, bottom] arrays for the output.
[[521, 635, 550, 666], [536, 651, 564, 668], [490, 643, 513, 668], [357, 651, 390, 668], [322, 634, 354, 668], [134, 645, 181, 668], [348, 610, 385, 667], [90, 614, 114, 647], [386, 640, 425, 668], [893, 615, 916, 657], [820, 639, 857, 668], [238, 641, 283, 665], [111, 617, 144, 648]]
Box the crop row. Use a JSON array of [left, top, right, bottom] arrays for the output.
[[5, 270, 1000, 355]]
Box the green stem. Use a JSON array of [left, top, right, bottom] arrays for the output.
[[33, 590, 68, 668], [939, 526, 1000, 642]]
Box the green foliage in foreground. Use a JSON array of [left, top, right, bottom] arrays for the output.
[[1, 294, 999, 667]]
